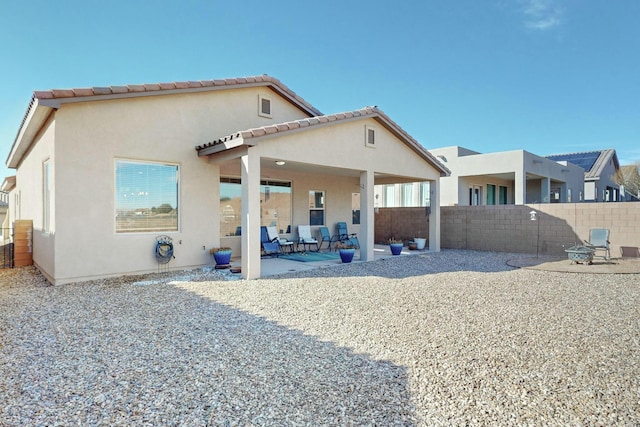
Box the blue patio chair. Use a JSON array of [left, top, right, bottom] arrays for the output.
[[336, 221, 359, 249], [267, 226, 294, 253], [318, 226, 340, 251], [583, 228, 611, 260], [261, 226, 282, 257]]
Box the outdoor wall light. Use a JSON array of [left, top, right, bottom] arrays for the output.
[[275, 160, 286, 166], [529, 210, 538, 221]]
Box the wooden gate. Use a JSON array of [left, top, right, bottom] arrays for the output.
[[13, 220, 33, 267]]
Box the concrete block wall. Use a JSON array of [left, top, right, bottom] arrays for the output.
[[374, 207, 430, 243], [374, 202, 640, 256], [440, 202, 640, 256]]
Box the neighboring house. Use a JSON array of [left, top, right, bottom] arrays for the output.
[[427, 146, 585, 206], [620, 164, 640, 201], [4, 75, 449, 284], [546, 149, 621, 202], [0, 189, 8, 239]]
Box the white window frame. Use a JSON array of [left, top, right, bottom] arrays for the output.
[[115, 159, 180, 233], [258, 94, 272, 118], [309, 190, 325, 226], [365, 125, 376, 148]]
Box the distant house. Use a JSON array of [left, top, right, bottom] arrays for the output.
[[545, 149, 621, 202], [427, 146, 585, 206], [4, 75, 448, 284]]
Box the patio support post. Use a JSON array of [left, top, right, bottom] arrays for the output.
[[429, 179, 441, 251], [515, 170, 526, 204], [359, 170, 374, 262], [241, 149, 261, 279]]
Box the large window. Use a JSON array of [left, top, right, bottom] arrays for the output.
[[115, 160, 179, 233], [43, 159, 52, 233], [220, 178, 292, 236], [352, 193, 360, 224], [499, 186, 508, 204], [375, 182, 430, 207], [487, 184, 496, 205], [309, 190, 325, 225]]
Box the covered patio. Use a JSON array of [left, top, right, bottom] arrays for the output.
[[197, 106, 449, 279]]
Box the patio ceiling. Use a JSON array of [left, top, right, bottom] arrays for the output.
[[219, 157, 427, 184]]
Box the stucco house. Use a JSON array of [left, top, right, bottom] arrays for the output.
[[546, 149, 621, 202], [4, 75, 449, 284], [427, 146, 585, 206]]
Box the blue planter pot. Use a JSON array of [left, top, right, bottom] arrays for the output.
[[339, 248, 356, 263], [389, 243, 403, 256], [213, 250, 232, 265]]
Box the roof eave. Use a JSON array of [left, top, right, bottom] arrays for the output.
[[6, 98, 55, 169], [370, 113, 451, 177], [32, 76, 323, 117], [197, 138, 256, 157], [197, 107, 451, 177], [1, 176, 16, 192]]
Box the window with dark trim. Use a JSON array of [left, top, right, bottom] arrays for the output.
[[309, 190, 325, 225], [258, 95, 272, 118]]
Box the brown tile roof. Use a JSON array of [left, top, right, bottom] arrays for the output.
[[196, 106, 450, 175], [7, 75, 322, 168], [32, 74, 322, 116], [196, 106, 378, 150]]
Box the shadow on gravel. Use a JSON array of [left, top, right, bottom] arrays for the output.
[[0, 279, 416, 426], [270, 249, 518, 280]]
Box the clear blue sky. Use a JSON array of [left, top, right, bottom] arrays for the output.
[[1, 0, 639, 181]]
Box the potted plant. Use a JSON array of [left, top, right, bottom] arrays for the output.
[[413, 231, 427, 250], [210, 247, 232, 268], [336, 242, 356, 263], [388, 238, 404, 256]]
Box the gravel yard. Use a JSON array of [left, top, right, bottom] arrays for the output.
[[1, 250, 639, 426]]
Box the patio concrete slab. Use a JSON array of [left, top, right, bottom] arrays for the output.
[[229, 245, 430, 277]]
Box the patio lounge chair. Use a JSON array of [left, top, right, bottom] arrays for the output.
[[297, 225, 319, 252], [261, 226, 282, 257], [318, 226, 341, 251], [267, 226, 294, 253], [583, 228, 611, 260], [336, 221, 360, 249]]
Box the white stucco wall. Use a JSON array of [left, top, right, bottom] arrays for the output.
[[430, 146, 584, 206], [31, 87, 311, 283], [14, 116, 56, 279], [13, 83, 444, 283]]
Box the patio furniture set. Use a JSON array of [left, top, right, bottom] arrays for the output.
[[261, 222, 359, 257]]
